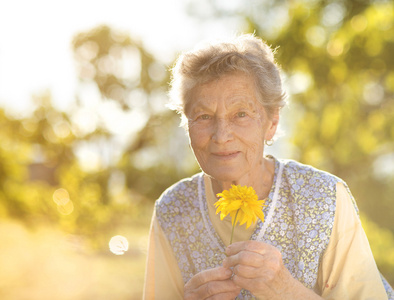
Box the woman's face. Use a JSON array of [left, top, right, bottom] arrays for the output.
[[186, 72, 278, 185]]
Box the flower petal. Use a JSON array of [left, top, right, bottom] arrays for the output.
[[214, 185, 266, 230]]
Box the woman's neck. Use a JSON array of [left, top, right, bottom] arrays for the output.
[[209, 157, 275, 200]]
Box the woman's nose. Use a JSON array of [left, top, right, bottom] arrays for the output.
[[212, 119, 233, 143]]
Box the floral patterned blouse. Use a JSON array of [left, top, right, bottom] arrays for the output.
[[145, 157, 393, 299]]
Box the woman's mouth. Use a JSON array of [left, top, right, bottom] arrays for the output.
[[212, 151, 240, 160]]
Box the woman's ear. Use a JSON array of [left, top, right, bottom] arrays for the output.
[[264, 110, 280, 141]]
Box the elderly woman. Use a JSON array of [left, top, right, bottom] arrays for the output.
[[143, 34, 393, 299]]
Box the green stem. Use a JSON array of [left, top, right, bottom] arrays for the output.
[[230, 209, 240, 245]]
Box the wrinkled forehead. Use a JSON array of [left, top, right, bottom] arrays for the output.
[[189, 94, 260, 112], [185, 72, 262, 114]]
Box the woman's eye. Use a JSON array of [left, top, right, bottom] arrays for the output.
[[237, 111, 247, 118], [199, 114, 211, 120]]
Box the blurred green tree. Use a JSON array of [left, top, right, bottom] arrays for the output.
[[0, 92, 75, 223], [267, 1, 394, 230], [0, 24, 198, 248], [72, 25, 198, 201], [0, 92, 119, 243]]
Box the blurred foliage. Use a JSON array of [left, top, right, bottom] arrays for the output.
[[361, 213, 394, 280], [72, 25, 198, 200], [275, 1, 394, 233], [0, 25, 197, 252], [0, 0, 392, 293], [265, 0, 394, 231], [73, 25, 166, 107]]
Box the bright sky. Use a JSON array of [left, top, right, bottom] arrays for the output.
[[0, 0, 242, 117]]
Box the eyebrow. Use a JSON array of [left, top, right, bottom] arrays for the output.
[[227, 98, 257, 110], [185, 102, 210, 118]]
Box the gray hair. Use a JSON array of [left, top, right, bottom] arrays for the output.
[[168, 34, 287, 126]]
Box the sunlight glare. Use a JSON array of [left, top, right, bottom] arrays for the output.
[[109, 235, 129, 255], [97, 101, 148, 136], [363, 82, 384, 105], [74, 143, 103, 172], [70, 106, 99, 136], [305, 26, 326, 47], [321, 2, 346, 27], [287, 72, 312, 94]]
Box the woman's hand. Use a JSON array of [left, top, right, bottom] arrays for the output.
[[223, 241, 322, 300], [184, 266, 242, 300]]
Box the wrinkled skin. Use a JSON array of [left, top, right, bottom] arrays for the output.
[[222, 241, 323, 300], [184, 267, 241, 300], [186, 72, 278, 196], [184, 241, 323, 300], [223, 241, 322, 300]]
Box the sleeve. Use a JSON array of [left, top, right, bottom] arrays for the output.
[[143, 209, 184, 299], [315, 182, 390, 299]]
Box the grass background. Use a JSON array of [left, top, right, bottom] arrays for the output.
[[0, 209, 152, 300]]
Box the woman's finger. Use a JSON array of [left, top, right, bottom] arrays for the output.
[[184, 267, 242, 300], [194, 279, 240, 299], [233, 264, 262, 279], [223, 249, 264, 269], [185, 267, 232, 289], [226, 240, 269, 256], [206, 290, 243, 300]]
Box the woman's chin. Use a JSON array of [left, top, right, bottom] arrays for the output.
[[204, 171, 244, 186]]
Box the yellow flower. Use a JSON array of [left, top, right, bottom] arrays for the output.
[[215, 185, 267, 230]]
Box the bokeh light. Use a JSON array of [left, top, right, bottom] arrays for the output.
[[53, 188, 70, 205], [53, 188, 74, 215], [109, 235, 129, 255]]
